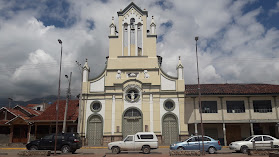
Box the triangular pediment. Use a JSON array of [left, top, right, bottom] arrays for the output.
[[117, 2, 148, 17]]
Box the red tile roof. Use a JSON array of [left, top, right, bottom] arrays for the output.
[[7, 108, 27, 118], [19, 106, 41, 116], [29, 100, 79, 122], [26, 104, 38, 107], [185, 84, 279, 95]]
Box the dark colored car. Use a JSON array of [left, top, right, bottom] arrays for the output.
[[170, 135, 222, 154], [26, 133, 82, 153]]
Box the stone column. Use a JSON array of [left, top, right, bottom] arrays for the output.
[[247, 97, 254, 135], [219, 97, 227, 146], [27, 125, 31, 143], [135, 24, 138, 56], [195, 123, 198, 135], [128, 24, 130, 56]]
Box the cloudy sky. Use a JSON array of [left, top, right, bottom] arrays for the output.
[[0, 0, 279, 101]]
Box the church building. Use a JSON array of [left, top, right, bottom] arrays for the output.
[[79, 2, 279, 146], [79, 2, 186, 146]]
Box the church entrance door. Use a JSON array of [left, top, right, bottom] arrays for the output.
[[87, 115, 103, 146], [122, 108, 142, 138], [162, 114, 178, 145]]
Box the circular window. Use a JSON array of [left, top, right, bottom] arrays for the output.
[[125, 88, 140, 103], [90, 101, 102, 112], [164, 99, 175, 111]]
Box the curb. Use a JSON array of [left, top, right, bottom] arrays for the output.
[[81, 146, 170, 149], [0, 148, 26, 150]]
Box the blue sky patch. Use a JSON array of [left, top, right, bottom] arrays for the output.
[[242, 0, 279, 30], [160, 20, 173, 28], [155, 0, 173, 10], [37, 0, 76, 28], [86, 20, 95, 30]]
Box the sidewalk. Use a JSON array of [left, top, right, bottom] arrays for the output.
[[0, 146, 236, 157]]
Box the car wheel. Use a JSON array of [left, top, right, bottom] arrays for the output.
[[112, 146, 120, 154], [142, 146, 151, 154], [61, 145, 71, 154], [240, 146, 248, 154], [208, 147, 216, 154], [177, 147, 184, 151], [274, 145, 279, 148], [29, 145, 38, 150], [72, 149, 76, 154]]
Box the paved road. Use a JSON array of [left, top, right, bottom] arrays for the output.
[[0, 147, 266, 157]]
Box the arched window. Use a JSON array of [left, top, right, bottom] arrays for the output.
[[130, 18, 135, 45], [137, 23, 142, 56], [123, 23, 128, 47]]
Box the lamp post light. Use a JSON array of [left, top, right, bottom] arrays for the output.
[[62, 72, 72, 133], [195, 36, 205, 155], [54, 39, 63, 155]]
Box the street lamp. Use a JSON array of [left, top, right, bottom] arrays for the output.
[[195, 36, 205, 155], [62, 72, 72, 133], [54, 39, 63, 155]]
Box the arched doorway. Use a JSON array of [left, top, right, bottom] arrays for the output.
[[87, 114, 103, 146], [122, 108, 142, 138], [162, 113, 179, 145]]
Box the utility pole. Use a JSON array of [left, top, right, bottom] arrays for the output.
[[76, 61, 83, 138], [195, 36, 205, 155], [63, 72, 72, 133], [54, 39, 63, 156]]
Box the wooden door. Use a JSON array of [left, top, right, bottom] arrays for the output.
[[226, 125, 241, 144]]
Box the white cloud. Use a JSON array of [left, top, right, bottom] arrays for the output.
[[0, 0, 278, 100], [269, 1, 279, 16]]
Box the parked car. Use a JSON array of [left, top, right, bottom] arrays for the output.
[[26, 133, 82, 153], [108, 132, 158, 154], [170, 135, 222, 154], [229, 135, 279, 154]]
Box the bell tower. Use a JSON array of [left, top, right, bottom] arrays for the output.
[[108, 2, 157, 61]]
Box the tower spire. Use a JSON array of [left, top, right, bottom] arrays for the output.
[[177, 56, 184, 80], [150, 16, 156, 35]]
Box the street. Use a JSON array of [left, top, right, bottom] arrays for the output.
[[0, 147, 267, 157]]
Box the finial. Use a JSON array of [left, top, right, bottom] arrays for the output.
[[179, 56, 180, 60], [152, 16, 154, 19], [112, 16, 114, 24], [86, 58, 88, 62]]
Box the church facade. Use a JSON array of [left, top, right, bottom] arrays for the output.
[[79, 2, 279, 146], [79, 3, 186, 146]]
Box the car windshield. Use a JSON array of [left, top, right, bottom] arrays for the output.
[[244, 136, 254, 141]]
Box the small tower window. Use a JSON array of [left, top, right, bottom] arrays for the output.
[[130, 18, 135, 30]]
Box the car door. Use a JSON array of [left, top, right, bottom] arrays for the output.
[[202, 136, 211, 150], [123, 135, 134, 151], [55, 134, 65, 150], [39, 134, 54, 150], [263, 136, 274, 148], [252, 136, 263, 148], [185, 137, 199, 150]]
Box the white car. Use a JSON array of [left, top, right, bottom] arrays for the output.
[[229, 135, 279, 154], [108, 132, 158, 154]]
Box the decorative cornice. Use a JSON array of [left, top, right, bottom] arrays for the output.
[[117, 2, 148, 17]]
